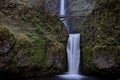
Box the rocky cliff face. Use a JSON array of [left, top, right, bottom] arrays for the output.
[[80, 0, 120, 77], [0, 0, 67, 77]]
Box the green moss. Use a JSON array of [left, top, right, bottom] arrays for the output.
[[29, 38, 47, 67], [82, 46, 96, 72], [93, 45, 117, 54], [10, 32, 46, 64]]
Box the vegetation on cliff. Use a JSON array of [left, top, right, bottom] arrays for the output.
[[80, 0, 120, 77], [0, 0, 67, 77]]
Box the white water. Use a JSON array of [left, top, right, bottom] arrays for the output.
[[59, 0, 84, 79], [67, 34, 80, 74], [60, 0, 65, 16], [60, 0, 80, 75], [58, 34, 83, 79]]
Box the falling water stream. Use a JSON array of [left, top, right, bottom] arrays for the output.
[[67, 34, 80, 75], [59, 0, 83, 79], [60, 0, 65, 16]]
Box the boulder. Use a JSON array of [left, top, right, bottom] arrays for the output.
[[0, 25, 16, 54]]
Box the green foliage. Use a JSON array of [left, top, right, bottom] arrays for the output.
[[81, 46, 96, 71], [29, 38, 47, 67], [93, 45, 117, 55]]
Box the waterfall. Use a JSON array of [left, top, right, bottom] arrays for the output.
[[60, 0, 80, 75], [60, 0, 65, 16], [67, 33, 80, 75], [59, 0, 84, 79]]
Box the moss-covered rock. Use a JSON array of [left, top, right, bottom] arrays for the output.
[[7, 31, 66, 77], [82, 45, 120, 77], [93, 45, 117, 69], [0, 25, 16, 54], [0, 0, 67, 77]]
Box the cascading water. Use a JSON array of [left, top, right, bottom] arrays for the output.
[[60, 0, 65, 16], [67, 34, 80, 75], [59, 0, 83, 79]]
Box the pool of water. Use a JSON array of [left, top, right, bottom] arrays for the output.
[[15, 74, 118, 80], [0, 72, 118, 80]]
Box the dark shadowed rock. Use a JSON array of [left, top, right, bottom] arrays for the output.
[[0, 56, 12, 69]]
